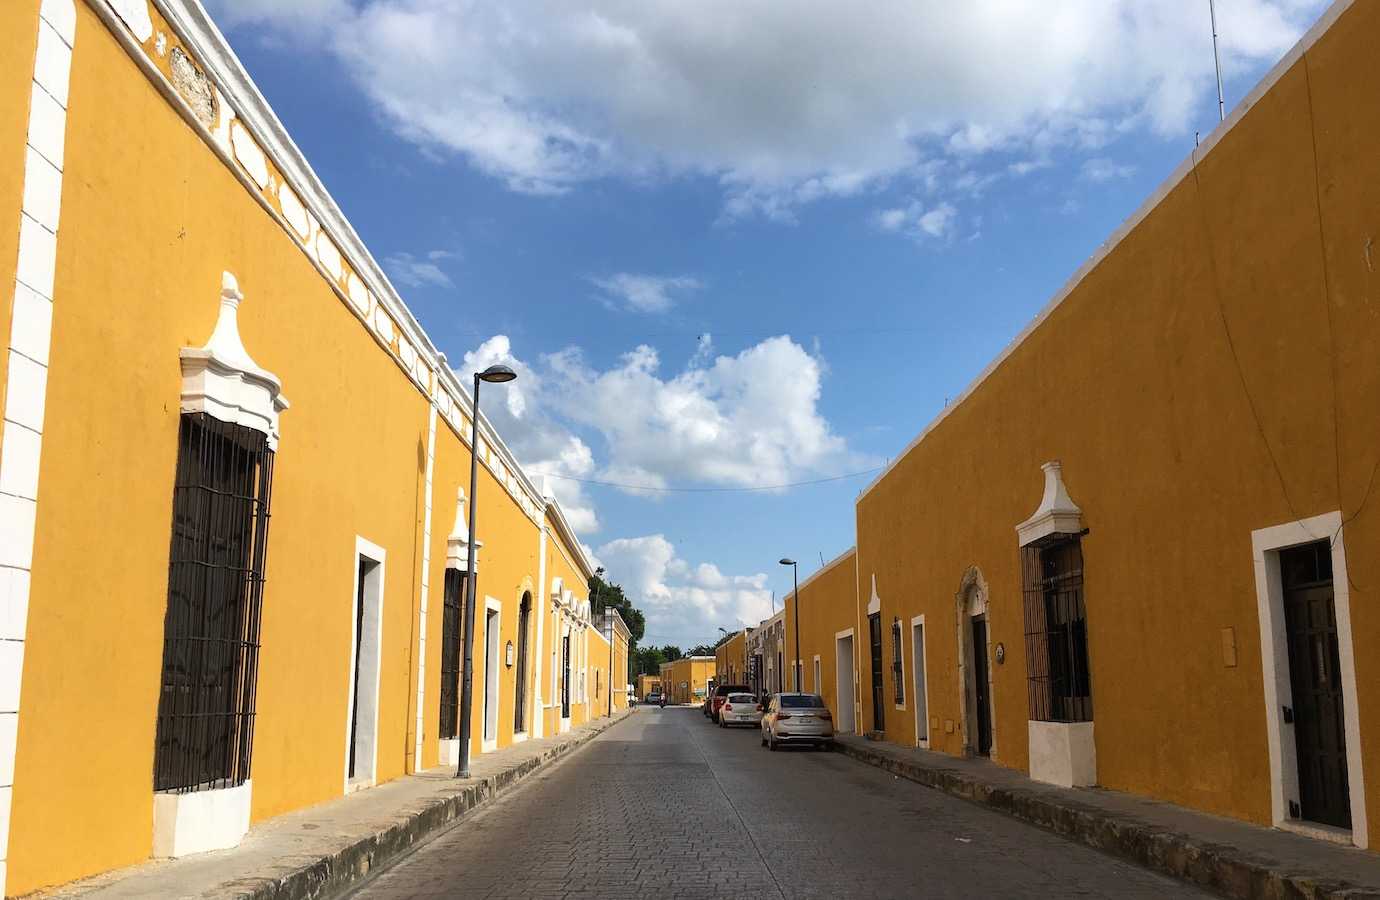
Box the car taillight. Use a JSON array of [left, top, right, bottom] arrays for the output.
[[819, 710, 832, 719], [723, 704, 732, 711]]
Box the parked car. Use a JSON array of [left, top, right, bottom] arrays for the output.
[[717, 692, 762, 728], [646, 691, 662, 706], [760, 693, 833, 750], [709, 683, 751, 723]]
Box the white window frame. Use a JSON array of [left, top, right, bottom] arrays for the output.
[[1252, 510, 1367, 847]]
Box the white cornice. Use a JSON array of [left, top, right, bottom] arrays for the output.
[[1016, 461, 1083, 547], [856, 0, 1355, 506], [125, 0, 555, 521]]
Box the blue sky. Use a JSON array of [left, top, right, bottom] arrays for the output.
[[209, 0, 1327, 648]]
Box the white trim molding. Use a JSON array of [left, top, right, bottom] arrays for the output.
[[0, 3, 76, 890], [1252, 510, 1367, 848], [445, 488, 480, 572], [1016, 461, 1082, 547], [179, 272, 289, 449]]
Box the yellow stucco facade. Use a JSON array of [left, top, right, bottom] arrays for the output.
[[781, 0, 1380, 855], [714, 630, 750, 687], [0, 1, 616, 894], [659, 657, 715, 705], [784, 550, 858, 725], [636, 673, 662, 701]]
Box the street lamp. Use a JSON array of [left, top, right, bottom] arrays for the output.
[[457, 364, 517, 778], [596, 567, 613, 718], [780, 558, 800, 692]]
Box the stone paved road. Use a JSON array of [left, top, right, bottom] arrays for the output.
[[353, 707, 1207, 899]]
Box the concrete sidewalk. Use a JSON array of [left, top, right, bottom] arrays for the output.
[[46, 711, 635, 900], [834, 734, 1380, 899]]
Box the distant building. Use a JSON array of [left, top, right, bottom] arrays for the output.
[[658, 657, 716, 705], [714, 628, 751, 686]]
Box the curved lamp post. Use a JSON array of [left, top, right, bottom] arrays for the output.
[[780, 558, 800, 692], [457, 364, 517, 778]]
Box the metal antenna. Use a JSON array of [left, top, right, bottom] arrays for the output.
[[1209, 0, 1226, 122]]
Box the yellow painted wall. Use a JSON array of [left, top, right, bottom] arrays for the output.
[[660, 658, 714, 704], [588, 628, 611, 719], [636, 673, 661, 700], [855, 1, 1380, 835], [715, 631, 749, 685], [0, 0, 42, 454], [5, 3, 574, 892], [785, 550, 857, 725]]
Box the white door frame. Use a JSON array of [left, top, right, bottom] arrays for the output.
[[344, 537, 386, 793], [955, 566, 996, 760], [482, 596, 502, 753], [1252, 510, 1367, 847], [835, 628, 856, 735], [911, 614, 930, 749]]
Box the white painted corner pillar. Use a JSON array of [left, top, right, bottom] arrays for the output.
[[531, 499, 550, 739], [412, 403, 438, 772], [1016, 461, 1095, 788], [154, 274, 287, 859], [0, 2, 76, 890]]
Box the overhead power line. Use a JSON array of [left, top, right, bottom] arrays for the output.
[[527, 467, 884, 494]]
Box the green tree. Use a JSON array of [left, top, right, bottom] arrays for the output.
[[589, 570, 647, 680], [686, 643, 715, 657]]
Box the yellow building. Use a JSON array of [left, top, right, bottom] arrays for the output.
[[658, 657, 715, 705], [0, 1, 619, 894], [788, 0, 1380, 855], [784, 550, 858, 731], [714, 629, 751, 686], [636, 673, 662, 701]]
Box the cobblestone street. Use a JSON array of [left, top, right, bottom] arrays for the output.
[[353, 708, 1206, 899]]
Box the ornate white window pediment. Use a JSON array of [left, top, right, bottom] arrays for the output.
[[180, 272, 289, 448], [550, 577, 564, 604], [446, 487, 482, 571], [1016, 461, 1083, 547]]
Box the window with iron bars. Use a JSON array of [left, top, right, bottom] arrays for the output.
[[154, 413, 275, 793], [438, 568, 466, 739], [1021, 535, 1092, 723], [891, 619, 904, 705]]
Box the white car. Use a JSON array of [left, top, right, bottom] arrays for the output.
[[717, 692, 762, 727], [760, 692, 834, 750]]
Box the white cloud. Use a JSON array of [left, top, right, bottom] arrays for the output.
[[457, 331, 864, 533], [544, 336, 860, 490], [214, 0, 1323, 218], [384, 249, 457, 289], [874, 200, 957, 242], [589, 273, 701, 314], [597, 534, 773, 647], [1081, 157, 1138, 182], [460, 336, 602, 532]]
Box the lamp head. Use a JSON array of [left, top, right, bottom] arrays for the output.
[[779, 558, 796, 567], [477, 364, 517, 384]]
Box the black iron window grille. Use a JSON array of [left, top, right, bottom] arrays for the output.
[[891, 619, 904, 705], [439, 569, 465, 739], [1021, 535, 1092, 723], [154, 413, 275, 793]]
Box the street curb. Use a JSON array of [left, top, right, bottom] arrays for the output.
[[832, 740, 1380, 900], [239, 711, 633, 900]]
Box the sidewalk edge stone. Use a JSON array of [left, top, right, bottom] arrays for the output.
[[832, 739, 1380, 900]]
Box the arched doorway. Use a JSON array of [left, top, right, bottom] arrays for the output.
[[514, 592, 532, 733], [955, 567, 995, 758]]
